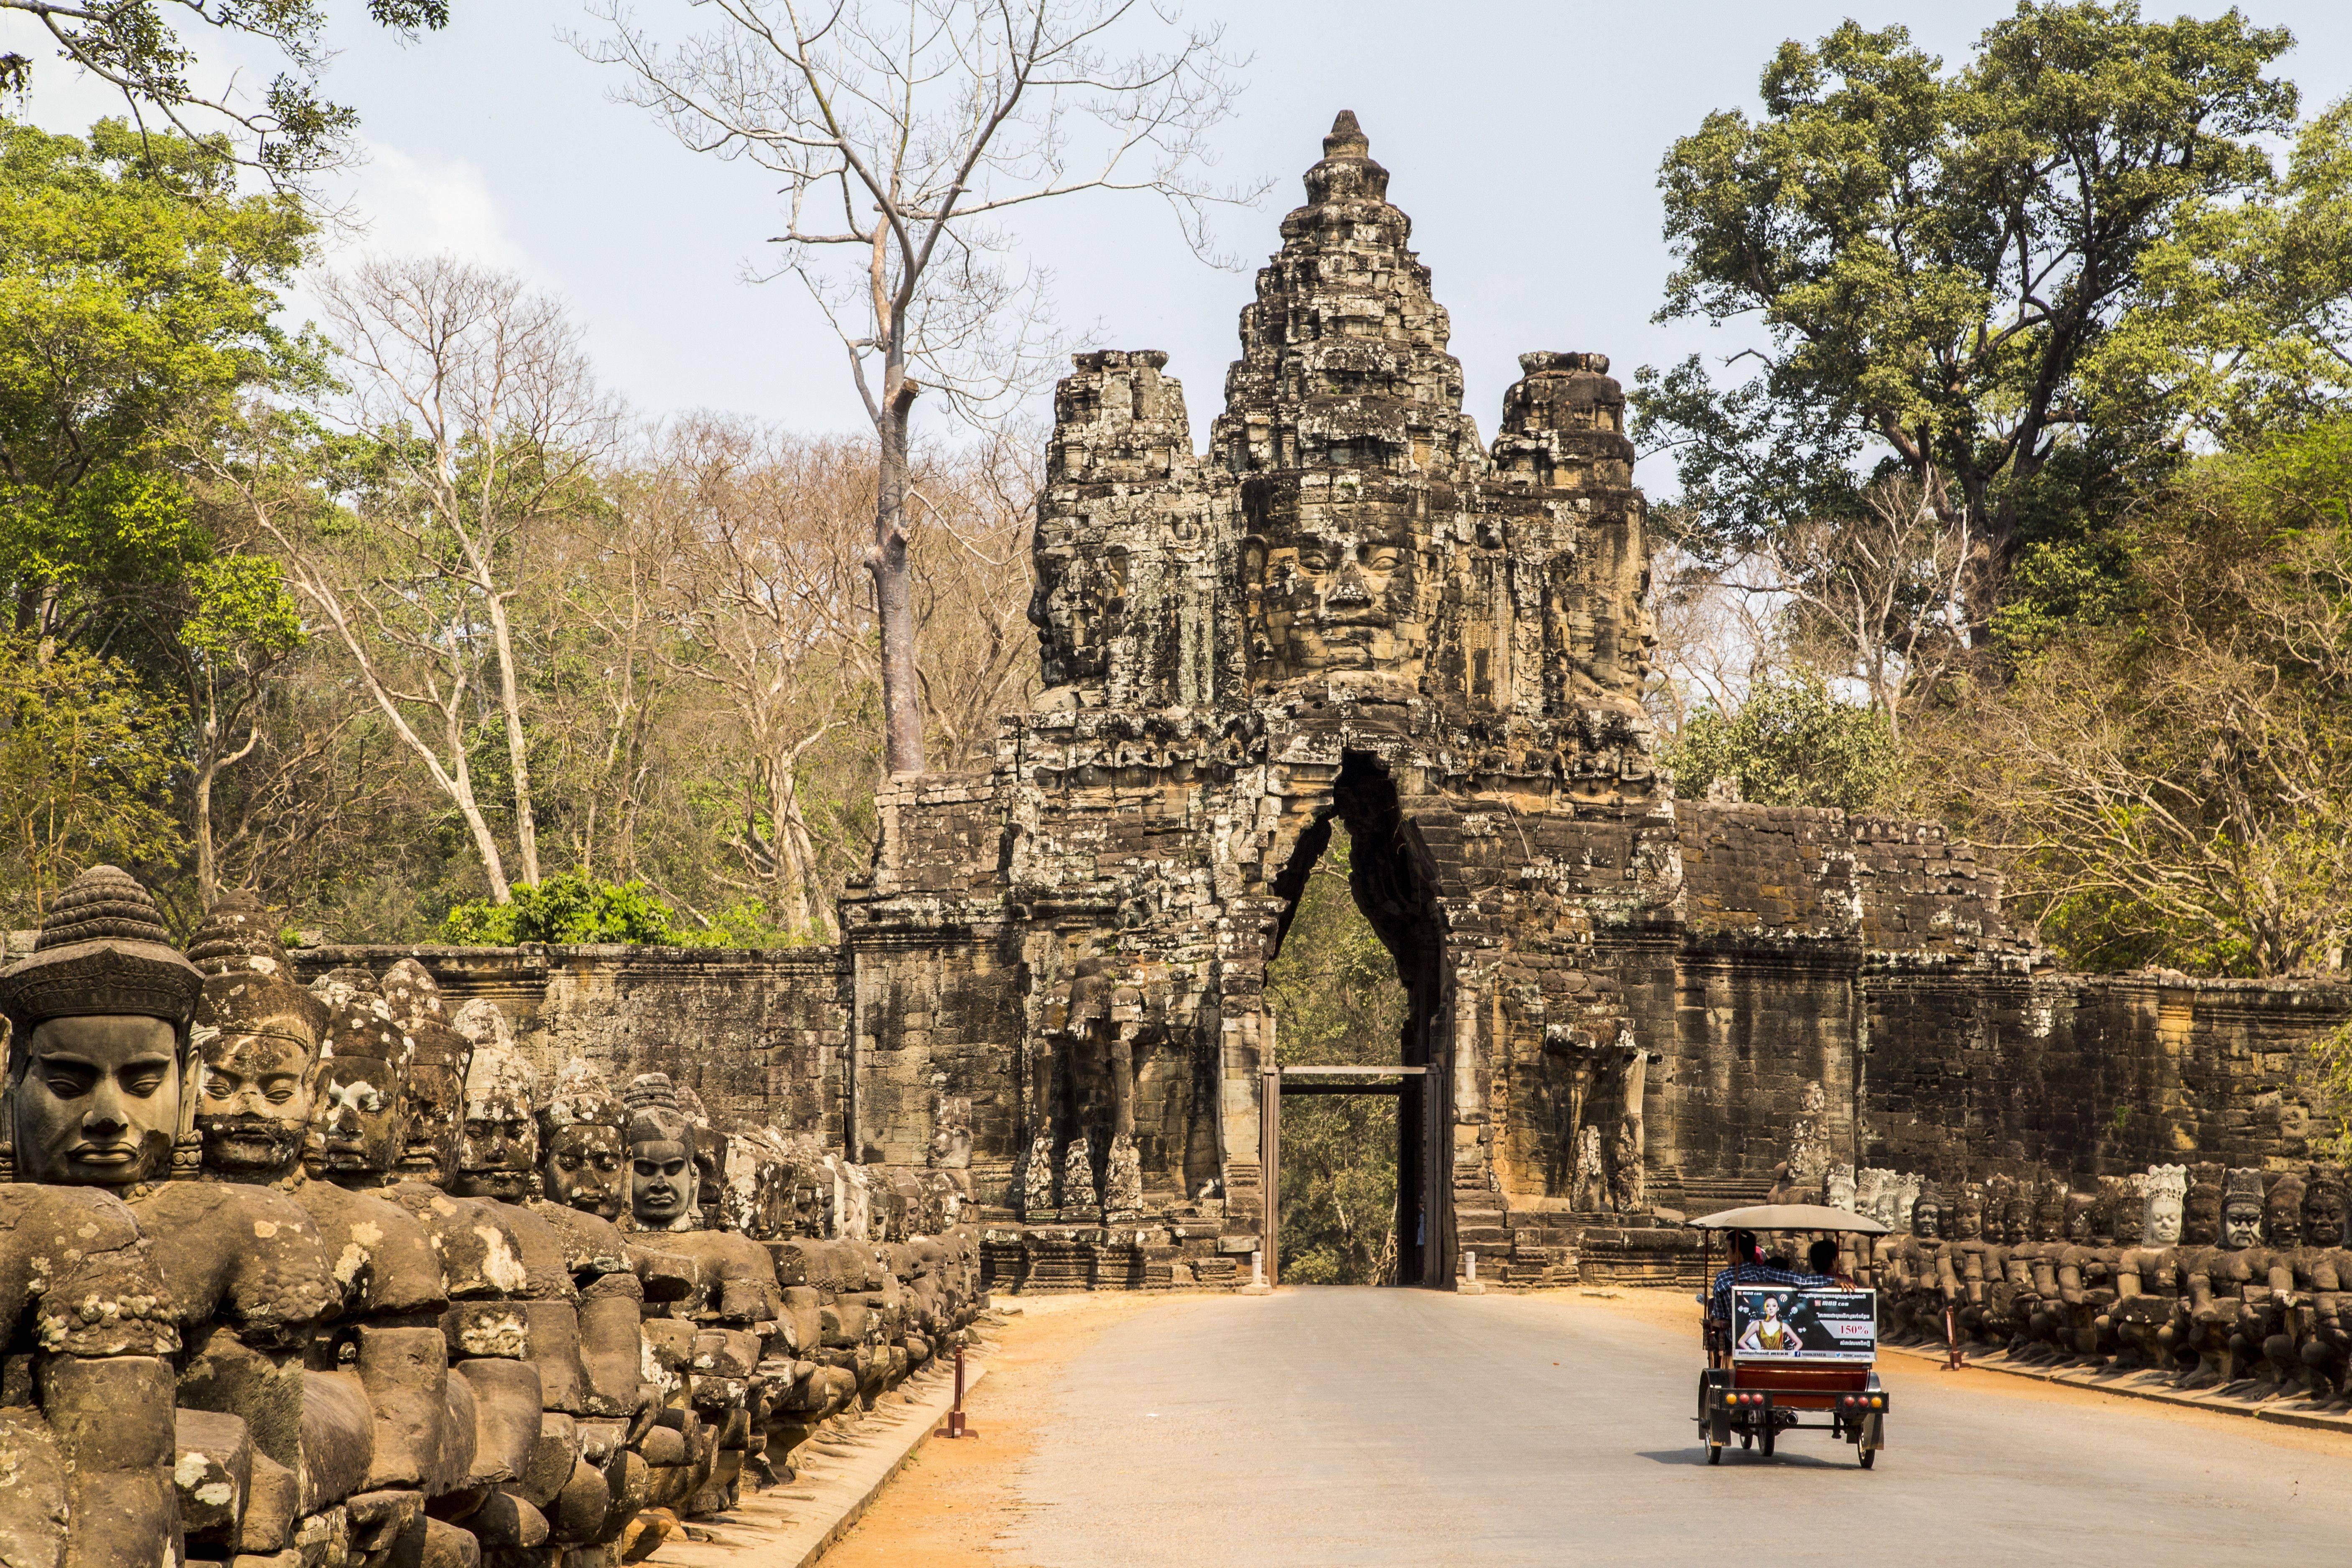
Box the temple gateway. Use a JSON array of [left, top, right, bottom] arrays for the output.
[[297, 114, 2346, 1294]]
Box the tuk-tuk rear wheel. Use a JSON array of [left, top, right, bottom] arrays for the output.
[[1739, 1430, 1752, 1449], [1759, 1426, 1776, 1458], [1707, 1444, 1722, 1465], [1860, 1447, 1875, 1470]]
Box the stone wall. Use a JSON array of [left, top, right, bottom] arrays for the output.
[[290, 942, 852, 1141]]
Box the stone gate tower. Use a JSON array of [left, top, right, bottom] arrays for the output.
[[842, 113, 2017, 1290]]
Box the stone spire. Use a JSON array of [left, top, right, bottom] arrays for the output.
[[1212, 110, 1480, 480]]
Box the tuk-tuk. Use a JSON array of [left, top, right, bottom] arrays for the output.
[[1692, 1204, 1890, 1468]]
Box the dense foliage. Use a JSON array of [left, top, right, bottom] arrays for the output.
[[1265, 839, 1408, 1286]]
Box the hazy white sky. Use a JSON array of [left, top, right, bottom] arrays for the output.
[[12, 1, 2352, 458]]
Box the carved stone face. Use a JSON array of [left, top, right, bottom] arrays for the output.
[[2145, 1193, 2184, 1245], [196, 1031, 314, 1179], [2305, 1184, 2347, 1249], [2112, 1196, 2144, 1247], [316, 1059, 407, 1177], [2221, 1199, 2263, 1250], [401, 1061, 465, 1186], [1031, 545, 1127, 686], [2000, 1199, 2029, 1245], [2265, 1191, 2304, 1250], [632, 1136, 697, 1228], [13, 1015, 182, 1189], [1246, 509, 1419, 680], [1953, 1193, 1984, 1242], [542, 1124, 627, 1219], [1911, 1201, 1942, 1241], [456, 1093, 538, 1201]]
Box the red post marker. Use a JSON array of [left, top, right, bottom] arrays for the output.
[[937, 1342, 977, 1438], [1942, 1307, 1966, 1371]]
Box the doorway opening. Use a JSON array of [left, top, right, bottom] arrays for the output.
[[1262, 751, 1445, 1286]]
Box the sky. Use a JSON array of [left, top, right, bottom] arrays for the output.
[[11, 0, 2352, 458]]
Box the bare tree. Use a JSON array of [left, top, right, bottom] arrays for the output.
[[582, 0, 1253, 776], [1757, 473, 1971, 744], [632, 422, 872, 939], [265, 257, 614, 901]]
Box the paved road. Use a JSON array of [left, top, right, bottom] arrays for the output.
[[1000, 1288, 2352, 1565]]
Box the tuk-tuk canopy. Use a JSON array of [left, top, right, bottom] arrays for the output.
[[1690, 1204, 1889, 1235]]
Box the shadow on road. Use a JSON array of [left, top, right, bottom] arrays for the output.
[[1634, 1446, 1858, 1471]]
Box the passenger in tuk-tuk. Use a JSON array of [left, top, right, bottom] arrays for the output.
[[1810, 1237, 1855, 1287], [1711, 1230, 1836, 1319]]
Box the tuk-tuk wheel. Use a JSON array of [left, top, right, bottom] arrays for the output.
[[1739, 1430, 1752, 1450], [1759, 1425, 1776, 1459], [1859, 1447, 1875, 1470], [1707, 1444, 1722, 1465]]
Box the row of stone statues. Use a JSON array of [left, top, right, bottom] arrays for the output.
[[1816, 1160, 2352, 1403], [0, 866, 984, 1568]]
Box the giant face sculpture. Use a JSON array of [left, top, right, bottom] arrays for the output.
[[2221, 1169, 2265, 1250], [0, 865, 202, 1192], [538, 1056, 628, 1220], [1245, 503, 1420, 682], [451, 1000, 537, 1202], [624, 1073, 702, 1231], [187, 894, 331, 1183], [2305, 1168, 2349, 1249], [312, 990, 413, 1183], [379, 962, 470, 1187], [1910, 1191, 1943, 1241], [15, 1015, 183, 1188]]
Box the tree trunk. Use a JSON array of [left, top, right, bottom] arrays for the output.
[[485, 594, 540, 886], [193, 755, 219, 908], [870, 382, 926, 777]]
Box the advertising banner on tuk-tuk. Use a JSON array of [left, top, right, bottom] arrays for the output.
[[1731, 1287, 1876, 1363]]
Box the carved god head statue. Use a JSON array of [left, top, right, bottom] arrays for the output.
[[187, 893, 331, 1184], [1909, 1181, 1944, 1241], [537, 1056, 628, 1220], [2262, 1169, 2305, 1250], [2063, 1191, 2098, 1245], [0, 865, 202, 1192], [379, 960, 471, 1187], [1952, 1183, 1985, 1242], [311, 979, 414, 1185], [2304, 1164, 2349, 1249], [2143, 1165, 2188, 1245], [1825, 1163, 1856, 1214], [2187, 1165, 2229, 1245], [2220, 1168, 2266, 1250], [451, 1001, 537, 1201], [2033, 1177, 2069, 1243], [1242, 494, 1424, 685], [1986, 1175, 2026, 1245], [624, 1073, 701, 1232], [1889, 1172, 1921, 1232], [2106, 1174, 2146, 1247]]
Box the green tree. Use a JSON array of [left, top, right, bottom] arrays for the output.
[[2087, 94, 2352, 449], [1640, 3, 2298, 632], [0, 635, 183, 922], [1667, 674, 1901, 815], [1266, 837, 1408, 1285], [0, 1, 449, 186], [0, 116, 321, 661], [1943, 413, 2352, 975]]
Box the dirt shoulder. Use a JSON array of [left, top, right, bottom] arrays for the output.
[[818, 1293, 1169, 1567]]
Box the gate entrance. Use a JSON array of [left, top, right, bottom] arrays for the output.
[[1260, 751, 1449, 1288], [1259, 1064, 1429, 1285]]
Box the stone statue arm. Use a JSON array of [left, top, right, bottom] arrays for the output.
[[1935, 1245, 1962, 1306], [6, 1190, 183, 1568], [2055, 1254, 2086, 1307], [2113, 1247, 2146, 1301]]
